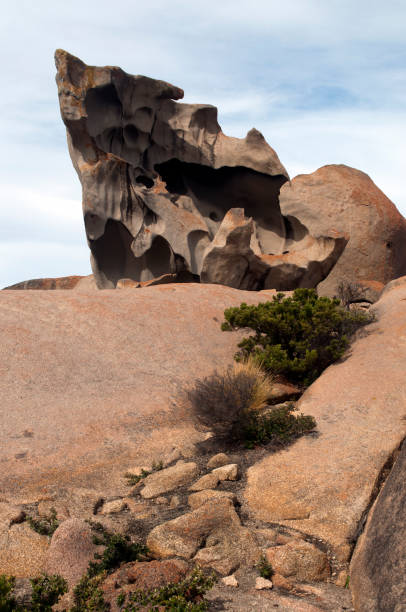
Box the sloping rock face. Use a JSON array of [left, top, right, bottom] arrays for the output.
[[350, 438, 406, 612], [3, 275, 85, 290], [55, 50, 347, 291], [279, 164, 406, 296], [244, 276, 406, 561], [0, 283, 277, 501]]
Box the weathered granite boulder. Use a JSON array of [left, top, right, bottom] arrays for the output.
[[350, 438, 406, 612], [279, 165, 406, 296], [3, 275, 86, 290], [0, 283, 278, 503], [55, 50, 347, 291], [244, 275, 406, 561]]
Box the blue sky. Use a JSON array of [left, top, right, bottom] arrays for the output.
[[1, 0, 405, 288]]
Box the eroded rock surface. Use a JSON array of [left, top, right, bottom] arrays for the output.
[[350, 438, 406, 612], [244, 276, 406, 561], [55, 50, 347, 291], [280, 165, 406, 296]]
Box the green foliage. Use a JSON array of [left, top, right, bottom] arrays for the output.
[[27, 507, 59, 537], [256, 555, 273, 579], [243, 402, 316, 448], [87, 522, 149, 577], [0, 575, 18, 612], [71, 574, 109, 612], [222, 288, 372, 386], [122, 567, 216, 611], [30, 574, 68, 611], [0, 573, 67, 612], [124, 461, 163, 486]]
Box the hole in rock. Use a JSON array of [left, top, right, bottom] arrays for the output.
[[85, 84, 122, 138], [155, 159, 288, 252], [90, 219, 141, 287], [136, 175, 154, 188]]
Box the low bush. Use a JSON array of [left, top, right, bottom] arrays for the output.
[[243, 402, 316, 448], [30, 574, 68, 611], [124, 461, 163, 486], [119, 567, 216, 611], [0, 573, 67, 612], [27, 507, 59, 537], [256, 555, 273, 579], [187, 357, 273, 442], [87, 522, 149, 577], [222, 288, 372, 387]]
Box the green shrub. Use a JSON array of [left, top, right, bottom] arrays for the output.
[[0, 575, 17, 611], [121, 567, 216, 611], [222, 288, 372, 387], [124, 461, 163, 486], [27, 507, 59, 537], [87, 522, 149, 577], [243, 402, 316, 448], [71, 573, 108, 612], [0, 573, 67, 612], [256, 555, 273, 579], [30, 574, 68, 611], [187, 359, 273, 443]]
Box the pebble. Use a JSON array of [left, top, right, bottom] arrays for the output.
[[222, 574, 239, 587], [255, 576, 273, 590]]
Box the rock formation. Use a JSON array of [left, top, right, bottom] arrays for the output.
[[55, 50, 347, 290], [279, 164, 406, 296]]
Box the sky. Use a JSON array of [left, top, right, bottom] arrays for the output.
[[1, 0, 405, 288]]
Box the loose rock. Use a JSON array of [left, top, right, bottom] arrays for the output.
[[141, 460, 198, 499], [207, 453, 230, 469], [255, 576, 273, 590], [222, 574, 239, 587], [266, 541, 330, 582], [188, 489, 237, 510]]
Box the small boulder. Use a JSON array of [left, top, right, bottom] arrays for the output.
[[46, 519, 101, 587], [100, 499, 127, 514], [255, 576, 273, 590], [189, 472, 220, 492], [222, 574, 239, 587], [141, 460, 198, 498], [188, 489, 237, 510], [212, 463, 239, 481], [207, 453, 230, 469], [266, 540, 330, 582], [147, 498, 260, 574]]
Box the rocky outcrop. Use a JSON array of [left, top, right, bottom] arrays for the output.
[[55, 50, 347, 291], [3, 275, 86, 290], [350, 438, 406, 611], [147, 498, 260, 575], [279, 165, 406, 296], [0, 283, 279, 501], [244, 276, 406, 561]]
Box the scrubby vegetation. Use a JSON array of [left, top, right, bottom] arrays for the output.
[[86, 521, 149, 577], [336, 280, 368, 309], [27, 507, 59, 537], [188, 359, 315, 446], [256, 555, 274, 580], [243, 402, 316, 448], [0, 573, 67, 611], [222, 288, 372, 387], [124, 461, 163, 486], [187, 358, 273, 442], [118, 567, 216, 611]]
